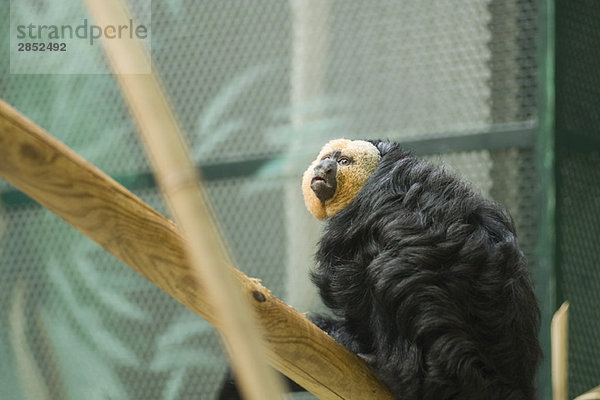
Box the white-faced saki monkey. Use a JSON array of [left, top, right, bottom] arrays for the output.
[[219, 139, 541, 400]]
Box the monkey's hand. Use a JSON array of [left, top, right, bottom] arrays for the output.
[[309, 315, 368, 355], [358, 352, 377, 366]]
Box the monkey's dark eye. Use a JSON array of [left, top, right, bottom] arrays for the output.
[[338, 157, 351, 166]]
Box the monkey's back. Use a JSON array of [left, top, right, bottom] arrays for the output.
[[312, 141, 541, 400]]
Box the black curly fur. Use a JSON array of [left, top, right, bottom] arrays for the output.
[[310, 140, 541, 400]]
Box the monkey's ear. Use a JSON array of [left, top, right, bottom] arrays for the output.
[[369, 140, 396, 156]]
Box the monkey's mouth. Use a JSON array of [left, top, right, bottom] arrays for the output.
[[311, 175, 336, 203]]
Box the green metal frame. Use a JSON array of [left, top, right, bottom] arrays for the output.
[[534, 0, 556, 398]]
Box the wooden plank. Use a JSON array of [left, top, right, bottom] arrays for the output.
[[0, 98, 393, 399]]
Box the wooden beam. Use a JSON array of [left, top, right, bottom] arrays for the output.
[[0, 98, 393, 399]]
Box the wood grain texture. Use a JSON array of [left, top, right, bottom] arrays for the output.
[[0, 98, 393, 399]]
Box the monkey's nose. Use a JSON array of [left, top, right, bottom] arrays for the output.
[[314, 158, 336, 175]]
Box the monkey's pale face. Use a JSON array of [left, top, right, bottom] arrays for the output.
[[302, 139, 380, 220]]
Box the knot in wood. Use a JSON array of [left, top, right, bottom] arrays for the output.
[[252, 290, 267, 303]]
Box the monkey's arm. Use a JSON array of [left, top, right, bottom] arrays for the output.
[[309, 315, 372, 357]]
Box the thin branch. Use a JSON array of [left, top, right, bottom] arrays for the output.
[[551, 301, 569, 400]]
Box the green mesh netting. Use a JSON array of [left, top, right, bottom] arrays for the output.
[[0, 1, 544, 399]]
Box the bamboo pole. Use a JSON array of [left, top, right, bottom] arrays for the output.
[[80, 1, 284, 399], [551, 301, 569, 400], [0, 102, 393, 399]]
